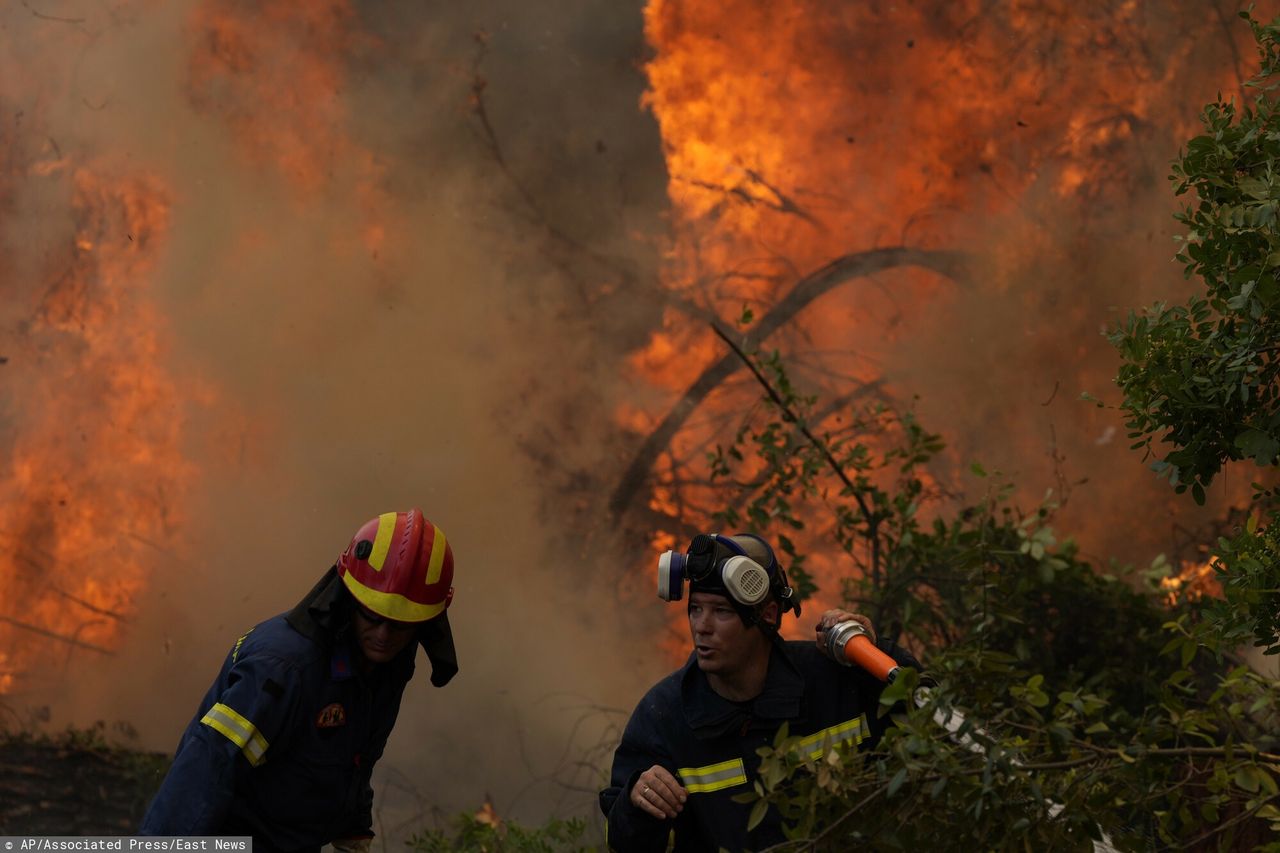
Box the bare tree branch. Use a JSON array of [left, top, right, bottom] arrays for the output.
[[0, 614, 113, 655], [19, 0, 84, 23], [609, 246, 970, 517], [711, 321, 878, 527]]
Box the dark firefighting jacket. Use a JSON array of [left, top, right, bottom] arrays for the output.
[[599, 636, 920, 853], [141, 569, 458, 853]]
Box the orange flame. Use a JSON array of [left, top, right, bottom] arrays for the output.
[[629, 0, 1250, 651], [0, 166, 196, 692], [1160, 559, 1222, 607]]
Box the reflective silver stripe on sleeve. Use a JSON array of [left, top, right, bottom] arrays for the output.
[[200, 702, 270, 767]]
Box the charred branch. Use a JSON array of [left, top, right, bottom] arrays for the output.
[[711, 322, 877, 522], [467, 31, 664, 312], [11, 552, 129, 623], [685, 168, 824, 230], [19, 1, 85, 24], [714, 379, 890, 511], [0, 615, 113, 656], [609, 246, 971, 517]]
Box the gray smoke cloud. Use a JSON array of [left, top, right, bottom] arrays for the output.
[[1, 0, 671, 838]]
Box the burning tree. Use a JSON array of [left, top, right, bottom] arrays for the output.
[[677, 12, 1280, 850]]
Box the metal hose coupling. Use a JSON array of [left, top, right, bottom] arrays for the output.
[[823, 619, 901, 683]]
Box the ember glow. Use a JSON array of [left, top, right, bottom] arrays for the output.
[[1161, 560, 1223, 607]]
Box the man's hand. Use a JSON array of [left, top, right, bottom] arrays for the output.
[[815, 609, 876, 659], [630, 765, 687, 819]]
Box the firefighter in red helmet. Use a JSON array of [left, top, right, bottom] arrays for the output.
[[142, 509, 457, 853]]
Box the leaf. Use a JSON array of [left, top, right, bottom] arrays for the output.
[[887, 767, 909, 797], [1260, 766, 1279, 796], [1235, 765, 1261, 793], [747, 798, 770, 831], [1235, 428, 1280, 465]]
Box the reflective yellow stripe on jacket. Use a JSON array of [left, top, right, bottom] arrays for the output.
[[675, 715, 867, 797], [201, 702, 269, 766], [678, 757, 747, 793], [797, 714, 868, 760]]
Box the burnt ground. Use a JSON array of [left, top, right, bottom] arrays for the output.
[[0, 726, 169, 834]]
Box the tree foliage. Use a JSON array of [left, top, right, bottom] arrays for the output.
[[704, 38, 1280, 823], [707, 338, 1280, 850], [690, 15, 1280, 850], [1108, 10, 1280, 658], [1110, 12, 1280, 502]]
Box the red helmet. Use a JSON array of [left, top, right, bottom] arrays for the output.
[[337, 508, 454, 622]]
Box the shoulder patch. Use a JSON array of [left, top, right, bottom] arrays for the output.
[[316, 702, 346, 728], [262, 678, 285, 700], [231, 627, 255, 662]]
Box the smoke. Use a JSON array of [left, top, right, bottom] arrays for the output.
[[3, 0, 1274, 840], [1, 0, 671, 835]]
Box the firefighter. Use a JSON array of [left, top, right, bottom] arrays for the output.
[[599, 533, 920, 852], [141, 509, 458, 853]]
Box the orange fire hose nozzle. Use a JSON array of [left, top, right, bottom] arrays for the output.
[[822, 620, 901, 683]]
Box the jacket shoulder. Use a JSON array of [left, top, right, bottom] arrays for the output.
[[626, 664, 687, 728], [224, 613, 322, 674], [779, 639, 845, 675]]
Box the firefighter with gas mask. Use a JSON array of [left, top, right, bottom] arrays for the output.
[[141, 509, 458, 853], [599, 533, 920, 852]]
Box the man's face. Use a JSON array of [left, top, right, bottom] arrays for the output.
[[352, 605, 419, 664], [688, 591, 767, 676]]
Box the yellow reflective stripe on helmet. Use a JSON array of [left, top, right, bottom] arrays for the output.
[[677, 757, 747, 793], [798, 714, 869, 760], [424, 525, 447, 585], [343, 565, 445, 622], [201, 702, 269, 767], [368, 512, 398, 572]]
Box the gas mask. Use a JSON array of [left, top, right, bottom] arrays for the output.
[[657, 533, 800, 619]]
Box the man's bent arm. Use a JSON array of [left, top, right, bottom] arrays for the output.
[[140, 723, 241, 834], [140, 651, 299, 835]]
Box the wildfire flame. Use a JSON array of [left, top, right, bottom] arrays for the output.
[[1160, 559, 1223, 607], [2, 0, 387, 694], [625, 0, 1254, 642], [0, 164, 195, 693]]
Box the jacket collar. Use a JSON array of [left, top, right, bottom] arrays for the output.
[[680, 634, 805, 739]]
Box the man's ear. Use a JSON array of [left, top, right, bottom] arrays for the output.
[[759, 600, 781, 629]]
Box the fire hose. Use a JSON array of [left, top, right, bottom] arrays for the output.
[[819, 620, 1119, 852]]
